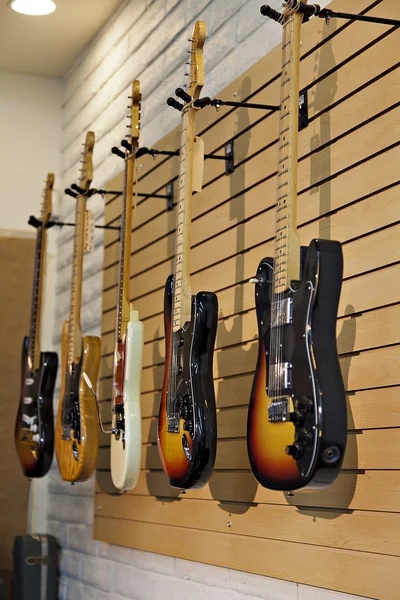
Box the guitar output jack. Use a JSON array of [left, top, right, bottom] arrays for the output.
[[322, 445, 340, 465]]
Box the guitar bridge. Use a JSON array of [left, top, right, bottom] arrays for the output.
[[61, 425, 71, 441], [167, 414, 180, 433], [268, 398, 290, 423]]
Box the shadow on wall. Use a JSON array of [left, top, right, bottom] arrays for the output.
[[210, 76, 258, 514], [288, 304, 358, 517], [288, 20, 358, 517]]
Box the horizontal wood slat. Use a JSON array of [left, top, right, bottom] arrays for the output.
[[95, 494, 400, 557], [94, 517, 400, 600], [95, 3, 400, 598]]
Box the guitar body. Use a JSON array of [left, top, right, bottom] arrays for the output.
[[111, 310, 143, 490], [158, 275, 218, 489], [55, 321, 101, 482], [247, 239, 347, 491], [15, 336, 57, 478]]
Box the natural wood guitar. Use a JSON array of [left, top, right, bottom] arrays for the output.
[[247, 0, 347, 491], [15, 174, 58, 478], [55, 132, 101, 482], [110, 80, 144, 491], [158, 21, 218, 490]]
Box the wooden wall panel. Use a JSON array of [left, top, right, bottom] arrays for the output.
[[0, 236, 34, 596], [95, 2, 400, 598]]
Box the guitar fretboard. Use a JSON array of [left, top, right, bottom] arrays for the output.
[[28, 226, 45, 371], [172, 108, 194, 332], [273, 13, 302, 295], [67, 195, 86, 364], [116, 162, 129, 342]]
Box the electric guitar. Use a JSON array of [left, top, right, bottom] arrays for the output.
[[110, 81, 144, 491], [15, 174, 58, 478], [55, 131, 101, 482], [247, 1, 347, 491], [157, 21, 218, 490]]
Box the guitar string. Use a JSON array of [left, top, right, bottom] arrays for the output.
[[271, 9, 293, 407]]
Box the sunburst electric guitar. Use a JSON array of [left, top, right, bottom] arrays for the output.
[[15, 174, 58, 478], [108, 81, 144, 491], [158, 21, 218, 490], [247, 1, 347, 491], [55, 132, 101, 482]]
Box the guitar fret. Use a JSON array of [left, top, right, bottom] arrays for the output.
[[277, 181, 289, 190]]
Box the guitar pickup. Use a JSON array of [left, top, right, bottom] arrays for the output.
[[268, 362, 293, 394], [167, 414, 180, 433], [270, 298, 293, 327]]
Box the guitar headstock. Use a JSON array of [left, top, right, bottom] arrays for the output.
[[40, 173, 54, 224], [282, 0, 308, 20], [188, 20, 206, 100], [129, 80, 141, 146], [79, 131, 95, 192]]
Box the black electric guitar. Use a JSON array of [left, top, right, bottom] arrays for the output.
[[247, 1, 347, 491], [15, 174, 58, 478], [157, 21, 218, 490]]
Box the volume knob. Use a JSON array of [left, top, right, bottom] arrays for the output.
[[286, 442, 303, 459]]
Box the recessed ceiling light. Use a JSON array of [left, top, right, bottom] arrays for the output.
[[10, 0, 56, 16]]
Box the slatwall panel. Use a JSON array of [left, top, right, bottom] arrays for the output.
[[94, 1, 400, 597]]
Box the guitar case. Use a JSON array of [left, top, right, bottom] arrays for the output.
[[13, 535, 58, 600]]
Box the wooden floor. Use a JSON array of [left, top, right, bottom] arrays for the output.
[[94, 1, 400, 598]]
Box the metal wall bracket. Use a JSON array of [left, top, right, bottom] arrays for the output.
[[225, 140, 235, 175], [314, 7, 400, 27], [298, 89, 309, 132], [27, 217, 120, 232], [166, 181, 174, 211], [194, 97, 279, 112]]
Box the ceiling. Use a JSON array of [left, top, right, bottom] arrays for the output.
[[0, 0, 123, 77]]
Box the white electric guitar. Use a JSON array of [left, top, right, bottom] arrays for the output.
[[110, 80, 143, 490]]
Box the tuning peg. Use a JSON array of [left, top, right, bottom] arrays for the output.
[[260, 5, 282, 21], [71, 183, 85, 194], [136, 147, 149, 158], [112, 146, 126, 159], [121, 139, 133, 152], [65, 188, 78, 199], [176, 88, 192, 103], [193, 97, 211, 109], [167, 97, 184, 111], [28, 215, 43, 229]]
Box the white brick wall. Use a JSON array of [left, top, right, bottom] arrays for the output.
[[46, 0, 372, 598]]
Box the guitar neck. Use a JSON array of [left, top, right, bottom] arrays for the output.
[[67, 195, 87, 363], [273, 10, 303, 295], [173, 107, 196, 332], [28, 225, 46, 371], [116, 151, 136, 341]]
